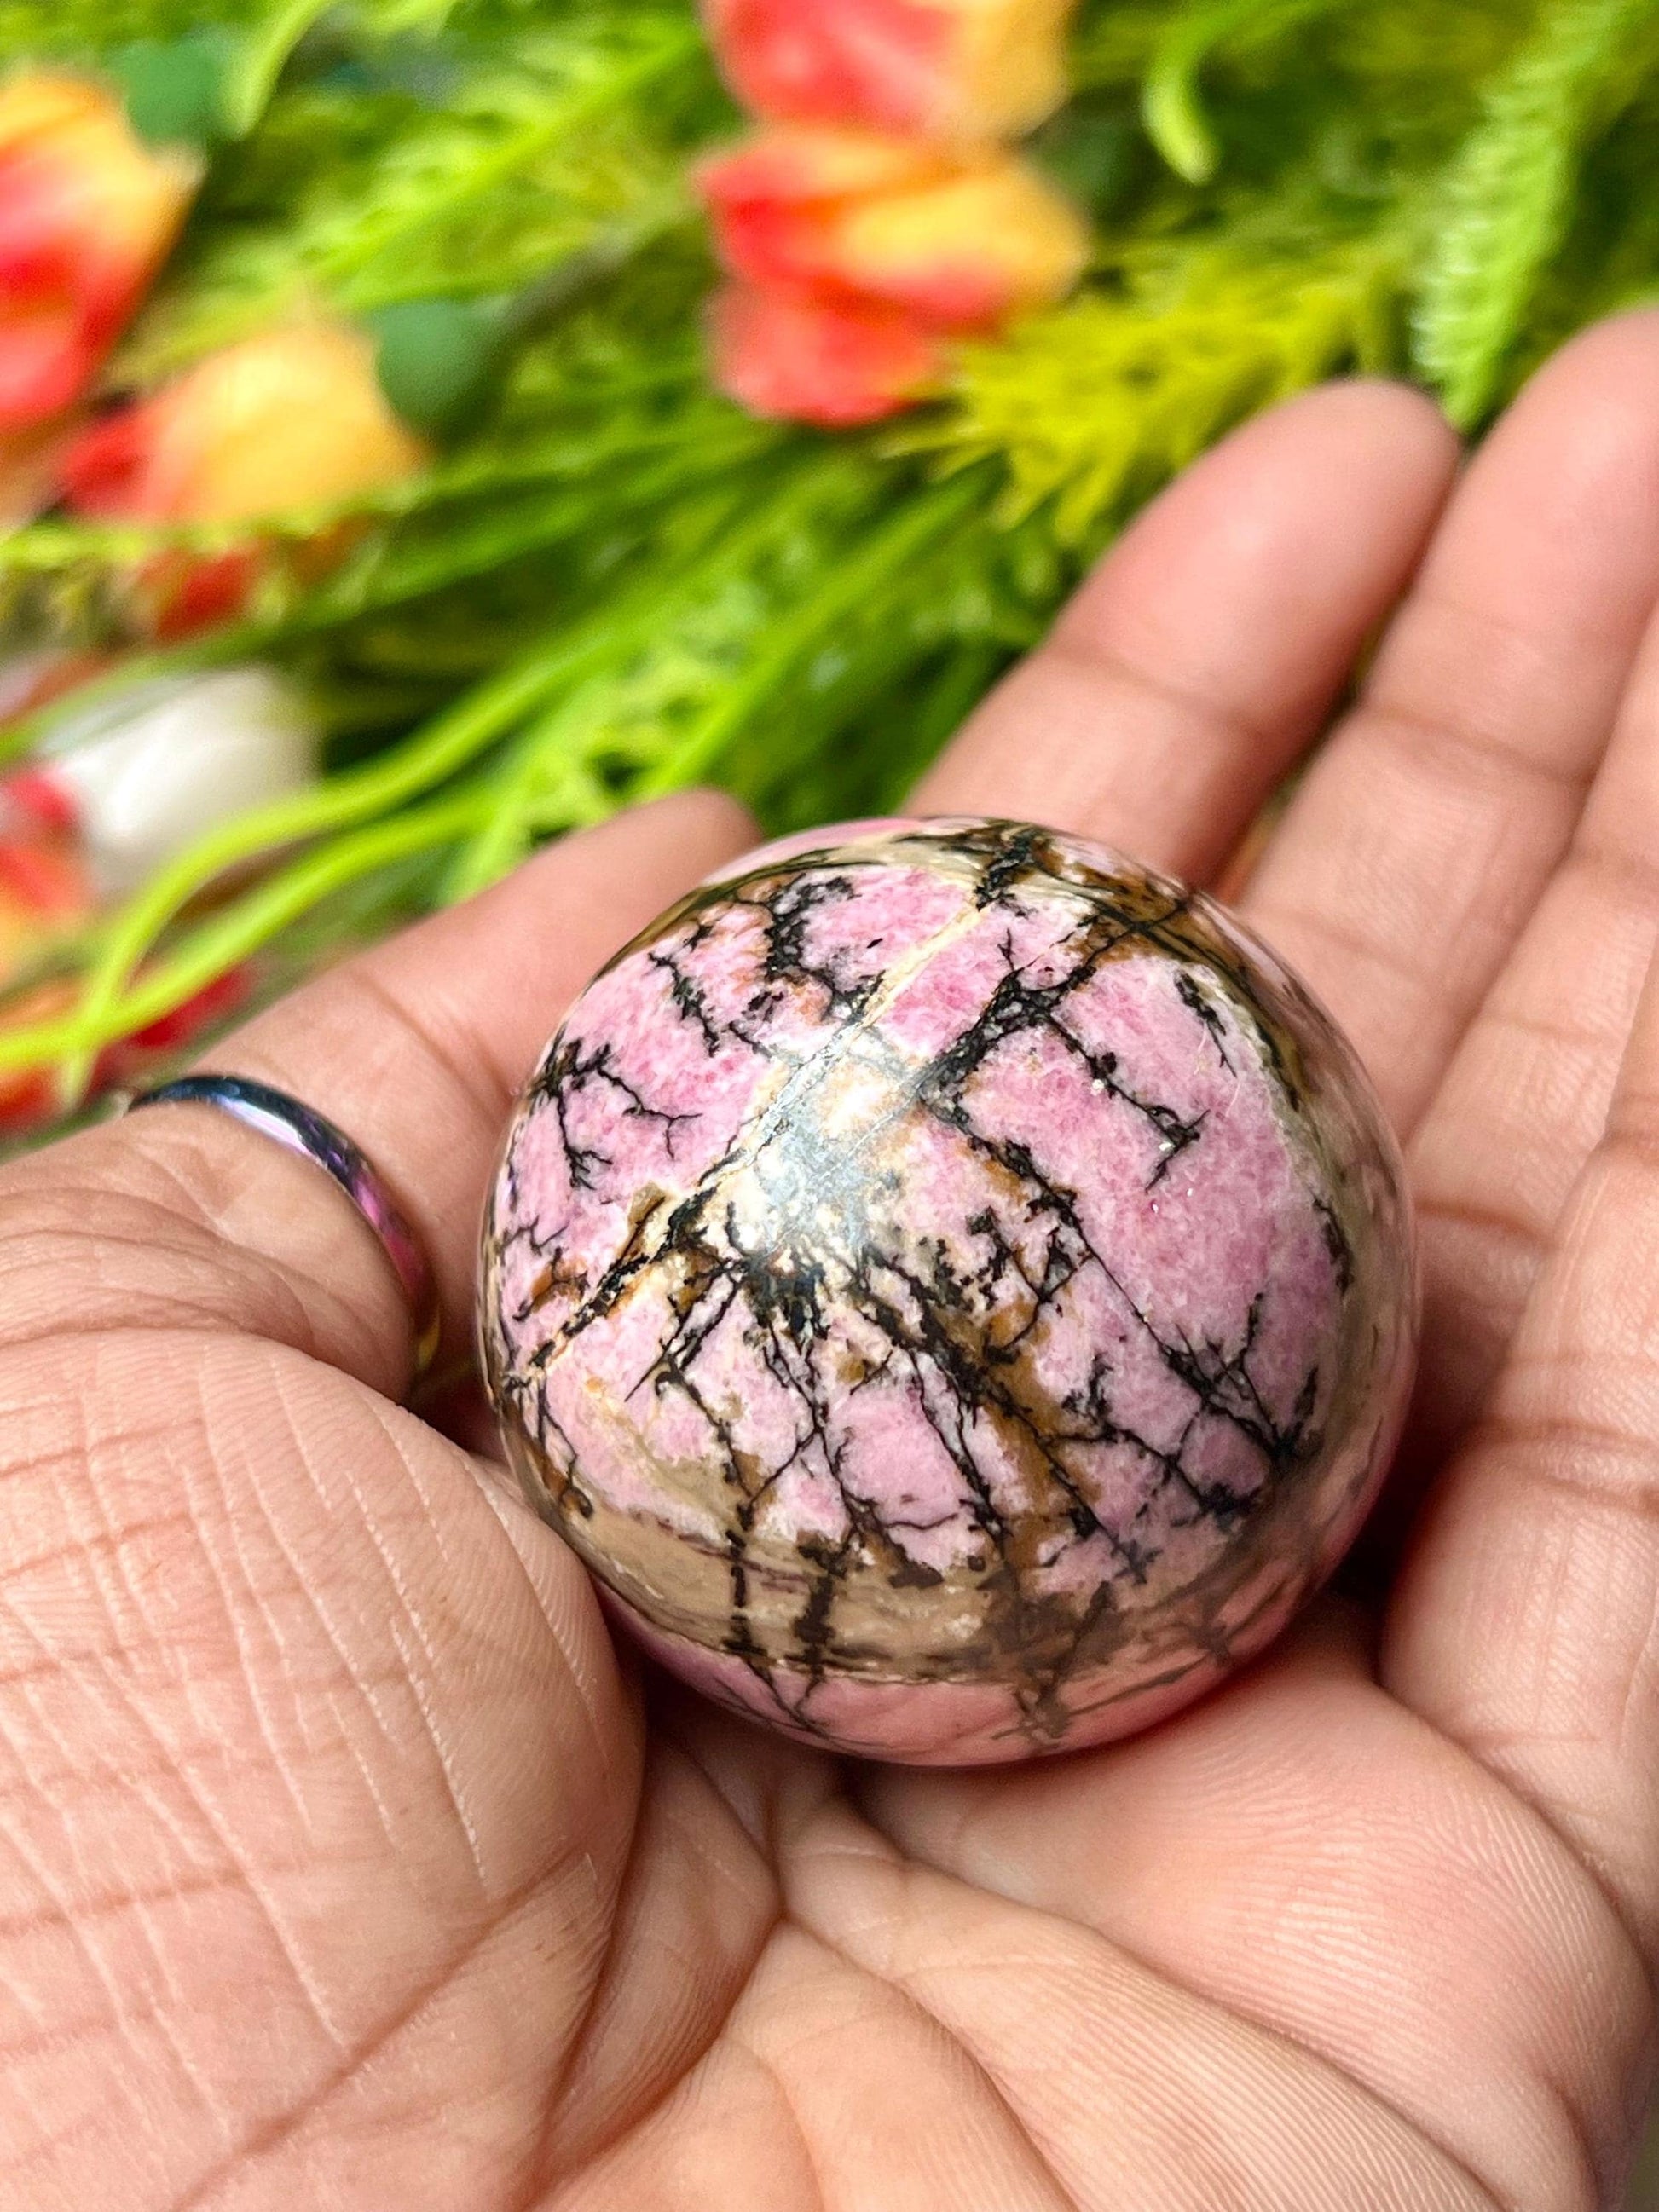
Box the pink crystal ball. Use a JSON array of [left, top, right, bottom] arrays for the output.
[[482, 818, 1416, 1764]]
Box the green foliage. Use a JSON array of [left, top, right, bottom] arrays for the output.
[[1142, 0, 1344, 183], [927, 212, 1404, 540], [5, 0, 1659, 1106], [121, 11, 718, 373], [0, 0, 454, 76], [1413, 0, 1659, 427]]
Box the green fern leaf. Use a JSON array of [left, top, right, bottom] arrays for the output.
[[1414, 0, 1659, 427], [922, 215, 1405, 542]]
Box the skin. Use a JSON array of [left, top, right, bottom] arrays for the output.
[[4, 310, 1659, 2210]]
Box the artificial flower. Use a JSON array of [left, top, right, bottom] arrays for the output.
[[0, 70, 198, 433], [0, 662, 303, 1129], [702, 0, 1078, 145], [61, 321, 430, 523], [699, 127, 1090, 333], [5, 666, 322, 895], [0, 962, 251, 1132], [58, 321, 430, 635], [708, 280, 945, 424]]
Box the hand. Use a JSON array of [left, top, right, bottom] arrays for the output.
[[7, 309, 1659, 2212]]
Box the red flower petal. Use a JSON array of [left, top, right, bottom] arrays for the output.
[[0, 74, 198, 431], [702, 0, 1077, 142], [708, 281, 944, 425], [0, 1065, 56, 1133], [707, 0, 945, 136], [0, 310, 95, 430], [147, 548, 263, 640], [1, 769, 80, 835], [56, 403, 153, 514], [0, 836, 90, 919], [120, 962, 251, 1055], [700, 130, 1090, 335]]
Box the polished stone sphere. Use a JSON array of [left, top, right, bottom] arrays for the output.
[[481, 817, 1416, 1764]]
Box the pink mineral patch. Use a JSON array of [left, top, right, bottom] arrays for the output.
[[483, 817, 1416, 1764]]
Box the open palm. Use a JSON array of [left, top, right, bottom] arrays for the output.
[[8, 313, 1659, 2212]]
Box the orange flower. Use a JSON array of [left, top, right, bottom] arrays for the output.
[[709, 280, 945, 424], [0, 72, 198, 433], [58, 321, 430, 637], [703, 0, 1078, 144], [699, 127, 1089, 333], [62, 321, 427, 523]]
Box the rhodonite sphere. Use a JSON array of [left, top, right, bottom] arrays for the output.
[[482, 817, 1415, 1764]]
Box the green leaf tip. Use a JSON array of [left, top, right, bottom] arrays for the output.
[[1142, 0, 1345, 186], [367, 297, 512, 442], [108, 28, 238, 150]]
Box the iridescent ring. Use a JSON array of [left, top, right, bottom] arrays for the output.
[[126, 1073, 442, 1382]]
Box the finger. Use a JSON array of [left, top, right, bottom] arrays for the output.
[[1408, 604, 1659, 1461], [858, 1611, 1647, 2211], [913, 380, 1457, 881], [1242, 309, 1659, 1135], [777, 1788, 1504, 2212], [0, 792, 755, 1400], [1386, 937, 1659, 1964]]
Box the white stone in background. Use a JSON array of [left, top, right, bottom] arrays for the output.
[[42, 667, 321, 896]]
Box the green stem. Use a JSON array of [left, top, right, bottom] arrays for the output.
[[50, 621, 618, 1097], [440, 715, 579, 903], [0, 432, 775, 779], [442, 707, 623, 900], [443, 454, 875, 892], [317, 22, 703, 286], [497, 196, 696, 337], [636, 473, 986, 800], [13, 792, 490, 1087], [220, 0, 336, 139], [1142, 0, 1340, 184]]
